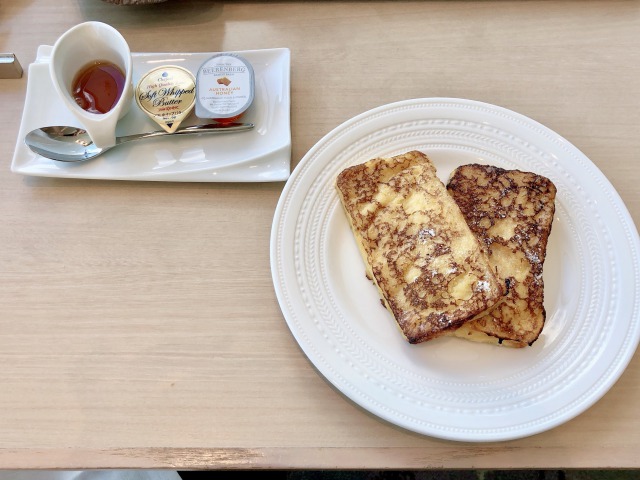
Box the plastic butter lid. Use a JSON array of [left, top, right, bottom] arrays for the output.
[[135, 65, 196, 133], [195, 53, 255, 120]]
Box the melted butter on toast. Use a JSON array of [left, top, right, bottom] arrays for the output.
[[335, 151, 505, 344]]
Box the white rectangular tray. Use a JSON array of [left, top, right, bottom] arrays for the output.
[[11, 46, 291, 182]]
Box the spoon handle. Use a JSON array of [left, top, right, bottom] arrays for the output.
[[116, 122, 254, 145]]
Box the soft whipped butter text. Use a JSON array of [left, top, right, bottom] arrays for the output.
[[135, 65, 196, 133]]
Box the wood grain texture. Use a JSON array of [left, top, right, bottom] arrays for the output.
[[0, 0, 639, 470]]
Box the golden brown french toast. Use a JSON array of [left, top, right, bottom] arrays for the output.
[[446, 164, 557, 347], [335, 151, 505, 344]]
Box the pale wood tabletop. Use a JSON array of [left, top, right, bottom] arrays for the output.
[[1, 0, 639, 471]]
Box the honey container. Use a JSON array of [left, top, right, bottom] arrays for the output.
[[195, 53, 254, 123]]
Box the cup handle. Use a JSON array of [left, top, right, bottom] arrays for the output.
[[85, 114, 119, 149]]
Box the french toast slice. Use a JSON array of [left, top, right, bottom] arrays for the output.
[[335, 151, 505, 344], [446, 164, 557, 347]]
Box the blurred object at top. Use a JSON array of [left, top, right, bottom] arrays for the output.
[[103, 0, 168, 5]]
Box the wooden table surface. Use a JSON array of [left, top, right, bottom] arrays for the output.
[[1, 0, 639, 471]]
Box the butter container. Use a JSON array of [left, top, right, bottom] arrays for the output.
[[135, 65, 196, 133], [195, 53, 254, 122]]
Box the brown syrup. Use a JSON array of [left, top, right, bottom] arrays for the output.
[[72, 61, 125, 114]]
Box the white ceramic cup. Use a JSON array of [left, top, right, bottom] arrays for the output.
[[50, 21, 133, 149]]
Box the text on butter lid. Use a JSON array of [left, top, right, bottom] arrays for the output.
[[135, 65, 196, 133]]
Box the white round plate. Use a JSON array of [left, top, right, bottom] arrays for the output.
[[270, 98, 640, 442]]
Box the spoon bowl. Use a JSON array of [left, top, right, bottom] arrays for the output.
[[24, 122, 254, 163]]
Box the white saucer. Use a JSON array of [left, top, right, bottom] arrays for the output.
[[11, 46, 291, 182]]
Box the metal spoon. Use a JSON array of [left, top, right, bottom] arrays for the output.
[[24, 122, 255, 163]]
